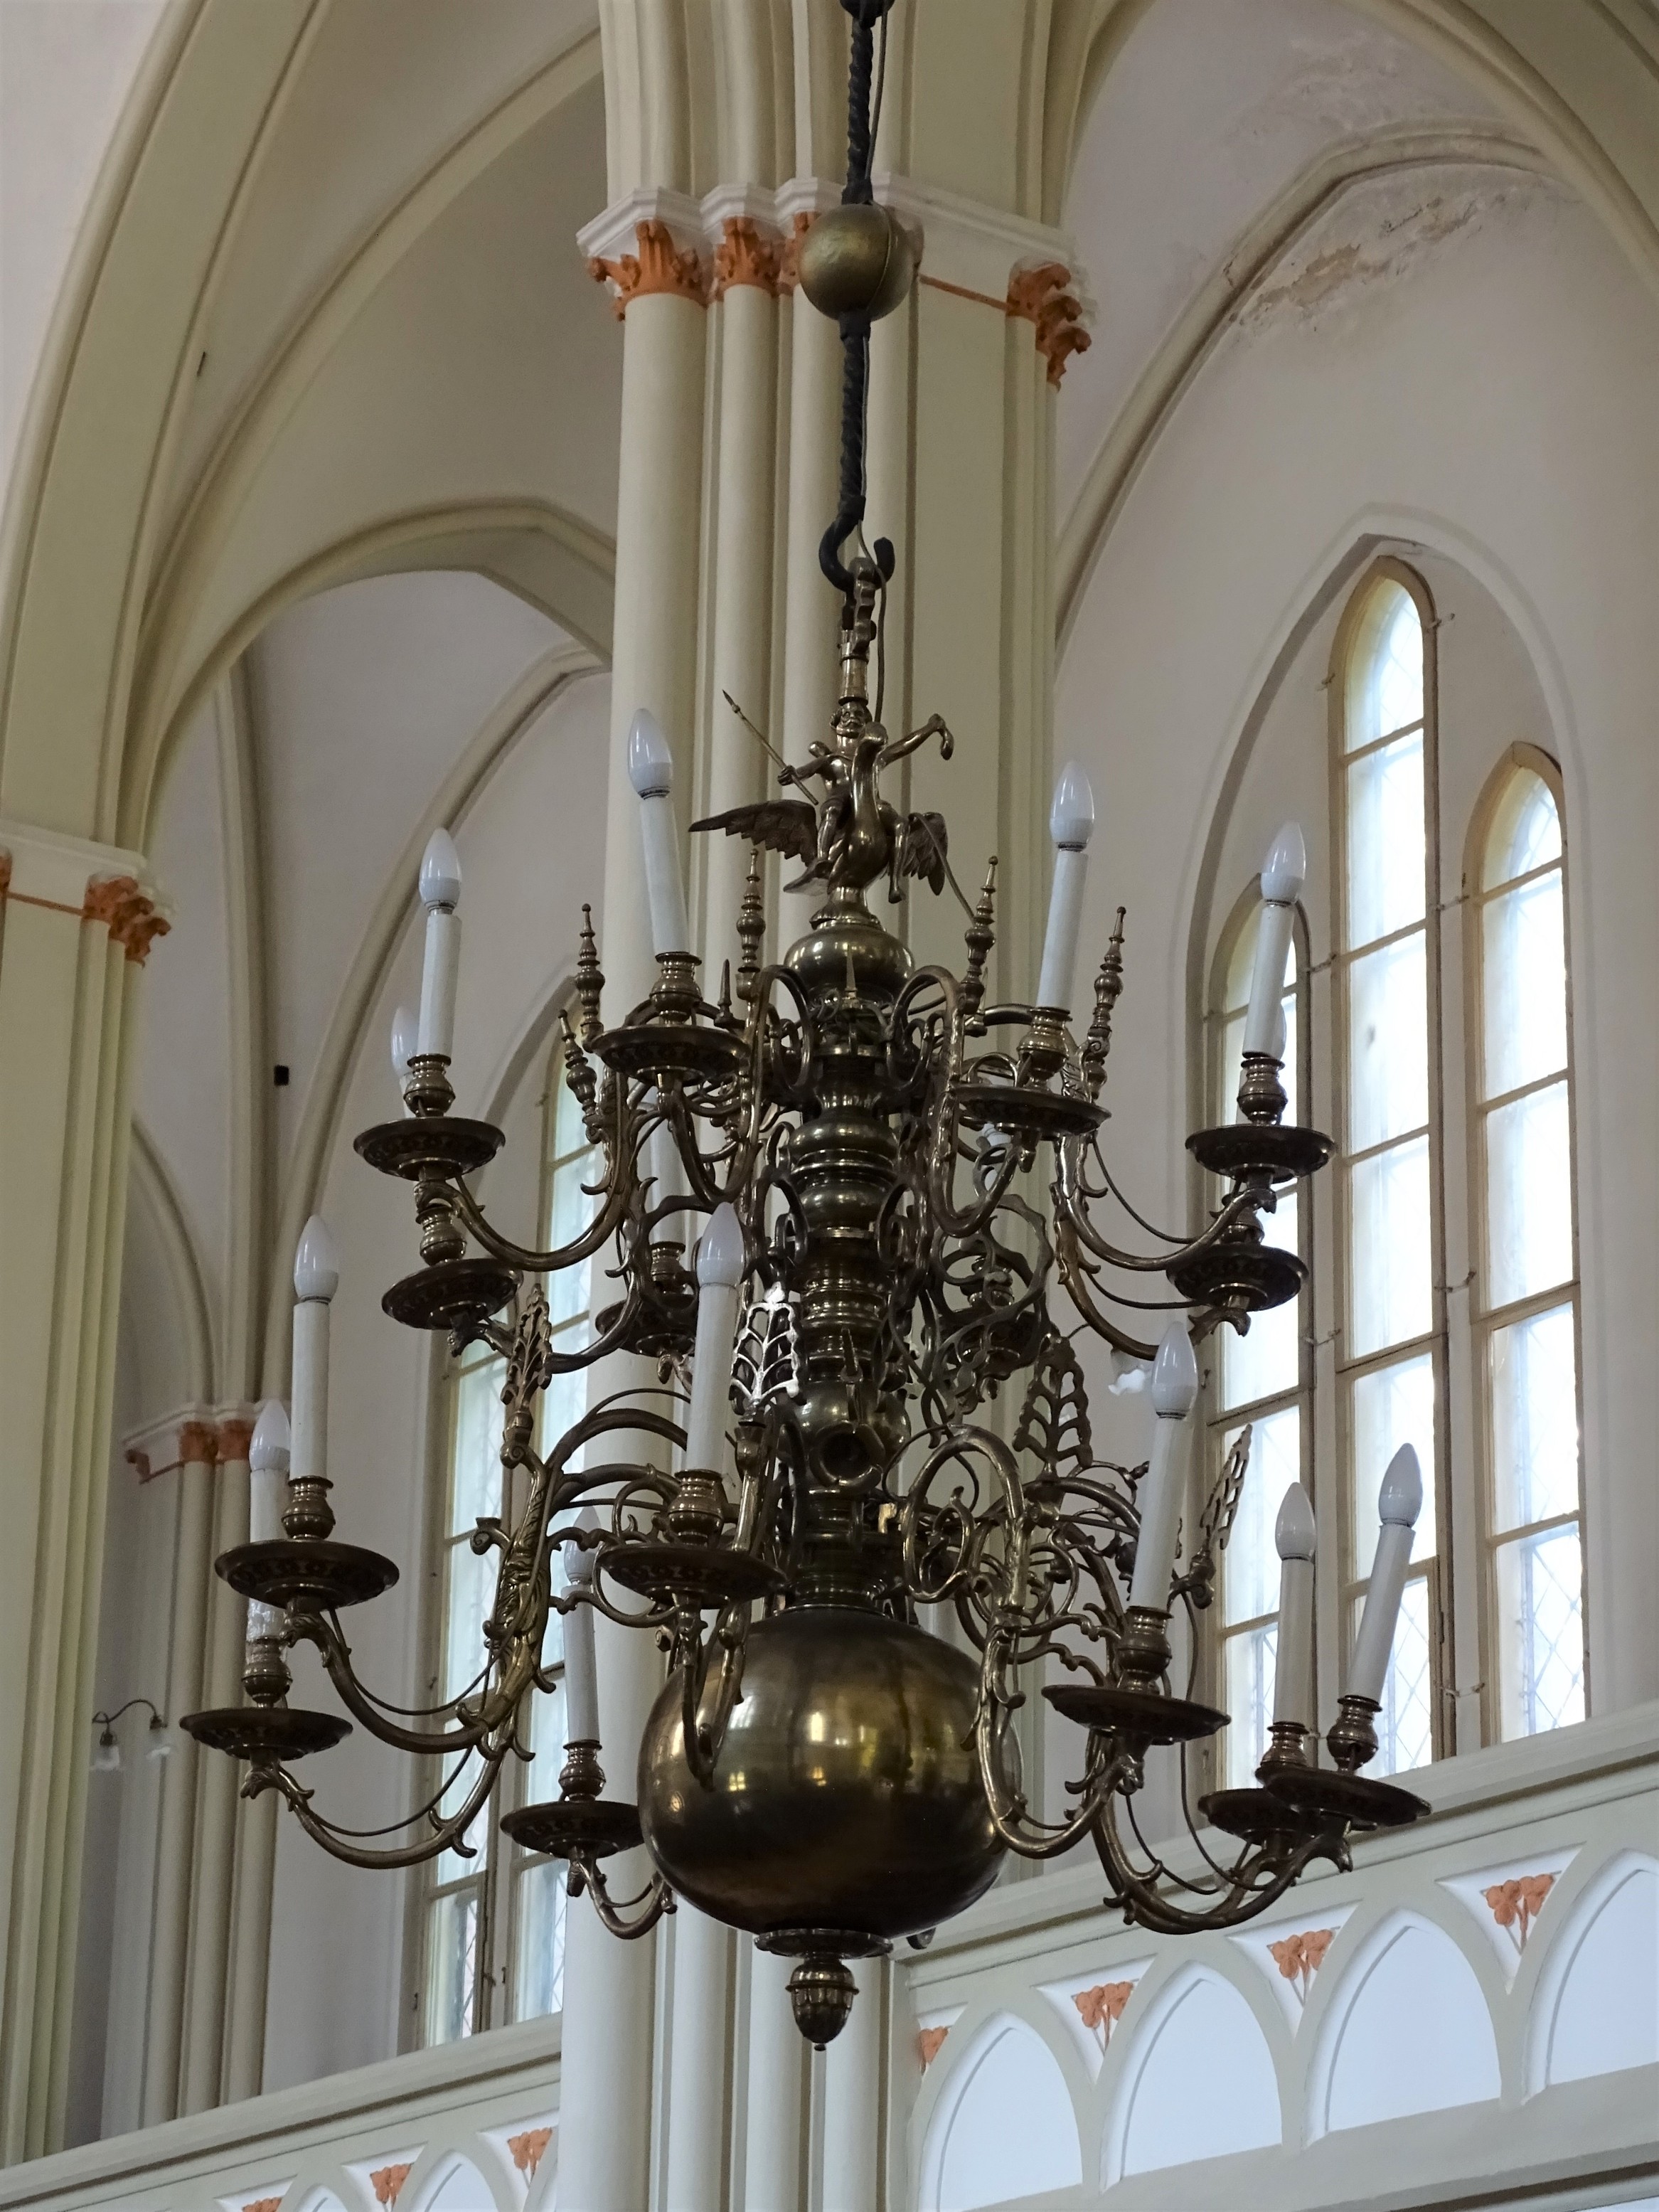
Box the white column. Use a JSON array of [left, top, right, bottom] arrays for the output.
[[663, 1911, 733, 2210], [821, 1956, 885, 2212], [744, 1947, 807, 2212], [560, 230, 708, 2212], [140, 1422, 216, 2123], [178, 1420, 252, 2112], [700, 249, 780, 971]]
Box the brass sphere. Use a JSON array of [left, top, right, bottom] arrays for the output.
[[638, 1607, 1001, 1943], [797, 203, 916, 324]]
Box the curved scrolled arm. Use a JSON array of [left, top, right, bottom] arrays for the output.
[[454, 1080, 636, 1270], [253, 1738, 513, 1871], [1089, 1794, 1345, 1934], [1053, 1135, 1263, 1273], [975, 1635, 1129, 1861], [678, 1600, 752, 1789], [1052, 1222, 1159, 1361], [295, 1609, 522, 1755], [571, 1856, 676, 1938]]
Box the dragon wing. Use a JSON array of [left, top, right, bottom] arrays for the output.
[[900, 810, 949, 895], [690, 800, 818, 866]]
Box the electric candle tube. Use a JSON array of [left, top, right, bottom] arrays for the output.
[[685, 1203, 745, 1474], [415, 830, 462, 1060], [561, 1509, 602, 1745], [1128, 1320, 1200, 1613], [290, 1216, 338, 1491], [1035, 762, 1096, 1012], [1271, 1481, 1316, 1730], [1348, 1444, 1423, 1704], [390, 1003, 418, 1112], [649, 1089, 687, 1232], [1241, 822, 1305, 1060], [247, 1400, 290, 1643], [628, 710, 691, 957]]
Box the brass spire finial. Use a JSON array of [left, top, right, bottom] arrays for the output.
[[1082, 906, 1126, 1098], [959, 856, 998, 1026]]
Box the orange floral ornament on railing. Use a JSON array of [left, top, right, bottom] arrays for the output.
[[1267, 1927, 1337, 2002], [508, 2126, 554, 2179], [1483, 1872, 1556, 1954], [1072, 1979, 1135, 2048], [369, 2165, 413, 2208], [918, 2025, 949, 2068]]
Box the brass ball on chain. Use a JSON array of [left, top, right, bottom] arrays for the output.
[[796, 203, 916, 324]]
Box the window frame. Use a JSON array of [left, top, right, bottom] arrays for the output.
[[1463, 742, 1589, 1742], [1325, 558, 1453, 1774]]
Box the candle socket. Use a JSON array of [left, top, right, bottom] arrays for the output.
[[559, 1738, 605, 1802], [415, 1173, 467, 1265], [1236, 1051, 1288, 1126], [1018, 1007, 1070, 1088], [668, 1469, 728, 1546], [1116, 1604, 1173, 1688], [1256, 1719, 1312, 1777], [404, 1051, 454, 1119], [1327, 1692, 1380, 1774], [243, 1632, 291, 1708], [283, 1475, 336, 1545], [650, 950, 702, 1023]]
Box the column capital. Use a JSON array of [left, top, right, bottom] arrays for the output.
[[580, 190, 710, 316], [873, 171, 1095, 385], [0, 815, 169, 959], [122, 1405, 259, 1479]]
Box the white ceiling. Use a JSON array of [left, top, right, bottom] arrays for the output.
[[1057, 0, 1500, 513]]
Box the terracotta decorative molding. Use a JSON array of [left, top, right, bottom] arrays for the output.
[[178, 1420, 220, 1466], [218, 1415, 256, 1463], [777, 211, 818, 294], [1005, 262, 1092, 388], [1072, 1979, 1135, 2046], [83, 873, 170, 963], [1267, 1926, 1337, 2000], [369, 2166, 413, 2208], [245, 2198, 284, 2212], [507, 2125, 554, 2179], [917, 2024, 949, 2068], [713, 216, 782, 299], [588, 220, 708, 317], [1483, 1872, 1555, 1951]]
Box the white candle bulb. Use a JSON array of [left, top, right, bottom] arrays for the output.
[[390, 1002, 418, 1112], [415, 829, 462, 1060], [1271, 1481, 1316, 1732], [247, 1399, 290, 1644], [248, 1400, 290, 1543], [1242, 822, 1305, 1060], [1128, 1320, 1200, 1613], [1348, 1444, 1423, 1704], [685, 1203, 745, 1474], [561, 1508, 602, 1745], [1035, 761, 1096, 1012], [290, 1216, 338, 1493], [629, 709, 691, 957]]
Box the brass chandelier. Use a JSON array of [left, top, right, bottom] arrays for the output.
[[186, 0, 1426, 2047]]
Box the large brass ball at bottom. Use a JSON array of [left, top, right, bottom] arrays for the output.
[[639, 1607, 1001, 1942], [797, 203, 916, 324]]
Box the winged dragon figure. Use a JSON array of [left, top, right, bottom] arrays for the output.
[[693, 707, 958, 905]]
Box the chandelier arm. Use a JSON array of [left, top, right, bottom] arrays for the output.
[[1053, 1228, 1159, 1360], [255, 1738, 516, 1872], [1092, 1804, 1344, 1935], [975, 1636, 1126, 1861], [1054, 1138, 1262, 1272], [677, 1597, 752, 1788], [451, 1163, 632, 1275], [572, 1857, 676, 1939]]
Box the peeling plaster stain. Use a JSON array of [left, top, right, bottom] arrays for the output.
[[1236, 170, 1563, 336]]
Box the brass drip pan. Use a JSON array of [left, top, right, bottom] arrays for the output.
[[354, 1116, 504, 1181], [218, 1538, 399, 1611], [1045, 1681, 1228, 1745], [180, 1706, 350, 1762], [501, 1797, 644, 1860]]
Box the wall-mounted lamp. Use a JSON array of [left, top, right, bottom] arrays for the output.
[[90, 1698, 171, 1773]]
